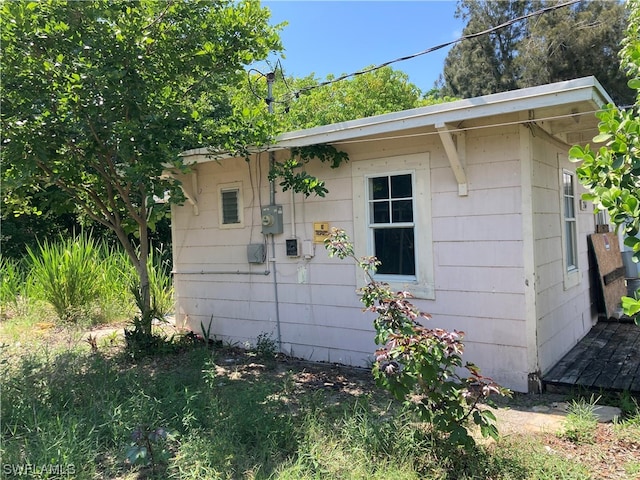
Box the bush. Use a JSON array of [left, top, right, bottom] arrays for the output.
[[325, 228, 510, 447]]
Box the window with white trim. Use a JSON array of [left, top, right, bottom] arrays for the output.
[[563, 170, 577, 271], [367, 173, 416, 277], [560, 168, 580, 288], [218, 182, 244, 228], [352, 153, 434, 299]]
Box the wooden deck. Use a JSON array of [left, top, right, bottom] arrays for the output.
[[544, 321, 640, 394]]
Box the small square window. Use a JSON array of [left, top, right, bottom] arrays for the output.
[[221, 190, 239, 224], [218, 182, 244, 228]]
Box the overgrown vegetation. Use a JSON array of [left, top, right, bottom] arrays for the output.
[[324, 228, 510, 447], [0, 234, 172, 328], [560, 395, 600, 444], [1, 321, 639, 480]]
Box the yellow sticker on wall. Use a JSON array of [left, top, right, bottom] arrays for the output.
[[313, 222, 330, 243]]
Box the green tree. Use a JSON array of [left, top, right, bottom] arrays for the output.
[[440, 1, 633, 105], [235, 66, 448, 132], [1, 0, 281, 332], [569, 0, 640, 321], [232, 66, 455, 196], [518, 0, 632, 106], [440, 0, 530, 98]]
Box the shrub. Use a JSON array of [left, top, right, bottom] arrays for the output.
[[325, 228, 510, 447]]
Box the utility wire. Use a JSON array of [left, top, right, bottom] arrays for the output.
[[276, 0, 582, 103]]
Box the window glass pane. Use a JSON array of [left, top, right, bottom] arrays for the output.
[[391, 174, 412, 198], [392, 199, 413, 222], [563, 172, 574, 197], [372, 202, 390, 223], [370, 177, 389, 200], [565, 222, 576, 270], [374, 227, 415, 275], [221, 190, 239, 224], [565, 196, 575, 218]]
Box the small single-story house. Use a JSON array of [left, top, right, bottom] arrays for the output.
[[170, 76, 614, 393]]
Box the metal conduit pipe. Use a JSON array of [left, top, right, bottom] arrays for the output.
[[172, 270, 270, 276]]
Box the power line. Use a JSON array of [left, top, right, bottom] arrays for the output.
[[275, 0, 582, 104]]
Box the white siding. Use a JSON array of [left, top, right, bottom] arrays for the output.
[[172, 117, 596, 393], [531, 135, 597, 375]]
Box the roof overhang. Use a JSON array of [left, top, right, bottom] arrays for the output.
[[180, 76, 613, 163], [275, 76, 612, 148]]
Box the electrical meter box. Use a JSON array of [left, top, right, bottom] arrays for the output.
[[261, 205, 283, 235]]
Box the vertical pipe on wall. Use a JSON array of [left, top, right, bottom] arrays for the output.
[[266, 72, 282, 349]]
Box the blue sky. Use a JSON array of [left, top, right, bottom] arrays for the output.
[[258, 1, 465, 93]]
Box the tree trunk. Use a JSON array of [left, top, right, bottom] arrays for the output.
[[137, 219, 152, 335]]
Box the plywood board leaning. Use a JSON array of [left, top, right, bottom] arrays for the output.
[[589, 233, 626, 319]]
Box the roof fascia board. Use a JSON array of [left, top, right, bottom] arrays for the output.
[[276, 77, 611, 148]]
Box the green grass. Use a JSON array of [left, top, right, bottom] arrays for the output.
[[1, 235, 172, 327], [1, 322, 639, 479]]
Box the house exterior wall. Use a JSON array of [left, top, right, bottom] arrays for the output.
[[421, 125, 530, 390], [530, 133, 598, 375], [172, 119, 539, 391]]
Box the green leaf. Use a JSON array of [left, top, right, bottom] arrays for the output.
[[624, 236, 640, 249], [568, 145, 585, 161], [593, 133, 612, 143], [622, 296, 640, 316], [628, 78, 640, 90]]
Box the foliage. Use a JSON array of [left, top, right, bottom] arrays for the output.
[[440, 0, 633, 105], [253, 331, 278, 358], [125, 425, 178, 471], [234, 66, 457, 198], [2, 321, 615, 480], [560, 395, 600, 444], [324, 228, 510, 447], [0, 235, 174, 326], [1, 0, 282, 334], [26, 233, 103, 322], [518, 0, 632, 106], [0, 256, 28, 315], [235, 66, 444, 133], [569, 0, 640, 322], [268, 145, 350, 197]]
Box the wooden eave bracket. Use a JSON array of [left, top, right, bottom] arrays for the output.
[[436, 122, 468, 196], [163, 169, 199, 215]]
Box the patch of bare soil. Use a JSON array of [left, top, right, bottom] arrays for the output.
[[538, 424, 640, 479]]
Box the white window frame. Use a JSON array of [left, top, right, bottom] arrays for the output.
[[366, 170, 417, 282], [352, 153, 434, 299], [218, 181, 244, 229], [560, 168, 580, 289]]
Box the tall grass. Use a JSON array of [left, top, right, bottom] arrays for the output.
[[0, 256, 30, 317], [26, 234, 104, 322], [2, 234, 171, 326], [2, 329, 632, 480], [147, 244, 174, 321]]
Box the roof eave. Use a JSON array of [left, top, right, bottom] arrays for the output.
[[275, 76, 613, 148]]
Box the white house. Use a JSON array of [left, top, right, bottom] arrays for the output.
[[170, 77, 614, 393]]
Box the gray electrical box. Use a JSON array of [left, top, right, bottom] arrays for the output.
[[261, 205, 283, 235], [247, 243, 266, 264]]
